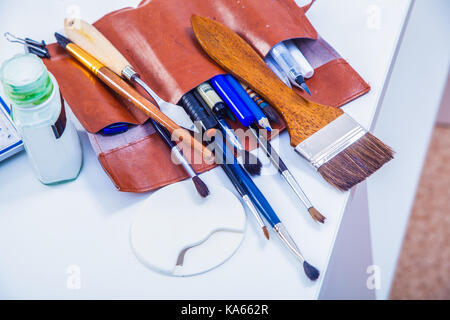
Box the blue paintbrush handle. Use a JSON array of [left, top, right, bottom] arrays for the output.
[[220, 141, 281, 227], [210, 75, 255, 127], [224, 74, 266, 124]]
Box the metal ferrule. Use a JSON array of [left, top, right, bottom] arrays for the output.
[[242, 195, 266, 229], [295, 113, 367, 169], [281, 171, 312, 210], [121, 65, 137, 81], [171, 146, 196, 178], [274, 223, 305, 263]]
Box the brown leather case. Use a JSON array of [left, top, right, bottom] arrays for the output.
[[43, 0, 370, 193]]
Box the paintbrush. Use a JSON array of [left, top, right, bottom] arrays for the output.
[[191, 15, 393, 191], [175, 89, 267, 238], [220, 155, 269, 240], [60, 22, 209, 197], [64, 18, 196, 133], [216, 138, 319, 280], [249, 124, 325, 223], [54, 33, 213, 165]]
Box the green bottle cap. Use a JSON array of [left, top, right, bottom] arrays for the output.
[[0, 53, 53, 106]]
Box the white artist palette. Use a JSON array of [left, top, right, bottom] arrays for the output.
[[130, 181, 247, 277]]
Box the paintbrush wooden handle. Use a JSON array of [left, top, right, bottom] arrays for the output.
[[60, 25, 212, 160], [96, 67, 212, 160], [65, 18, 130, 75], [191, 15, 343, 146]]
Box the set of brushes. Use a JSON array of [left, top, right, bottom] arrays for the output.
[[183, 83, 320, 279], [220, 151, 269, 240], [55, 29, 212, 197], [191, 15, 393, 191], [196, 82, 245, 152], [215, 137, 319, 281]]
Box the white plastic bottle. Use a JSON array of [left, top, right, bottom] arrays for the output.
[[0, 53, 82, 184]]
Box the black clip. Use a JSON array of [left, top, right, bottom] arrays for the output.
[[4, 32, 51, 59]]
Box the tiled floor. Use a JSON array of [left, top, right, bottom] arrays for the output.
[[390, 125, 450, 299]]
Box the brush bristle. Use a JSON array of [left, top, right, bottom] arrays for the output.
[[308, 207, 326, 224], [318, 132, 394, 191], [192, 176, 210, 198], [243, 151, 262, 176], [303, 261, 320, 281], [262, 226, 270, 240]]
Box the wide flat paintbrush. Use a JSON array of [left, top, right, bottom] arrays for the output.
[[191, 15, 393, 191], [54, 33, 213, 164]]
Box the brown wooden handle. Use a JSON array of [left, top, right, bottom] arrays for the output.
[[97, 67, 213, 161], [65, 18, 131, 76], [191, 15, 343, 146]]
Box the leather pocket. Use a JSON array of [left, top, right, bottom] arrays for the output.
[[285, 36, 370, 106]]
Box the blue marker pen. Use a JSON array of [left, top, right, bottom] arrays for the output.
[[210, 75, 255, 127]]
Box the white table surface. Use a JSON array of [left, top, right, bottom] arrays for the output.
[[0, 0, 411, 299]]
